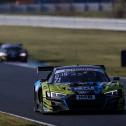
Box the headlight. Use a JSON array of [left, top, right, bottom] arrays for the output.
[[104, 90, 118, 96], [46, 92, 66, 99], [0, 52, 7, 57], [19, 53, 27, 57]]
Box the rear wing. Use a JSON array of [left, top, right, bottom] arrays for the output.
[[37, 66, 55, 73], [95, 65, 106, 71], [37, 66, 59, 81]]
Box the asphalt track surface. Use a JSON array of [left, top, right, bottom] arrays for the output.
[[0, 63, 126, 126]]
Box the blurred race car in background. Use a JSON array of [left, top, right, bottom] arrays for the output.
[[34, 65, 125, 114], [0, 43, 28, 62]]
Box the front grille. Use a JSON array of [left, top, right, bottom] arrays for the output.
[[66, 95, 105, 110]]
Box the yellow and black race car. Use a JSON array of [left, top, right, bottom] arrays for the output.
[[34, 65, 125, 114]]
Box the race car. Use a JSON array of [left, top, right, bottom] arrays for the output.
[[0, 43, 28, 62], [34, 65, 125, 114]]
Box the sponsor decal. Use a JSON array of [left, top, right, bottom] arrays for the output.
[[55, 68, 103, 74], [73, 86, 95, 91], [77, 91, 89, 94], [76, 95, 95, 100]]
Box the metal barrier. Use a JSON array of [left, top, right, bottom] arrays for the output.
[[0, 15, 126, 31]]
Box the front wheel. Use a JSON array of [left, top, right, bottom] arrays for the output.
[[33, 89, 39, 112]]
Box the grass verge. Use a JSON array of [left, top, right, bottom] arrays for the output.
[[0, 112, 43, 126], [0, 26, 126, 76]]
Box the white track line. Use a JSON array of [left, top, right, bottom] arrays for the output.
[[0, 110, 56, 126], [4, 62, 36, 69]]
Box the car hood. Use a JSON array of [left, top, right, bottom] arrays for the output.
[[48, 82, 120, 95]]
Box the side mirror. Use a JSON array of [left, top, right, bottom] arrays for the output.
[[113, 77, 120, 81]]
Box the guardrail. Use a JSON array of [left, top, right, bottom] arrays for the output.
[[0, 15, 126, 31]]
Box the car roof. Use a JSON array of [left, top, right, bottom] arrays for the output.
[[55, 65, 105, 72], [1, 44, 22, 49]]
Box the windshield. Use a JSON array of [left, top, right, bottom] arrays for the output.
[[50, 70, 109, 84], [5, 47, 22, 52]]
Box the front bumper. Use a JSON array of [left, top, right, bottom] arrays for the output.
[[0, 55, 28, 62], [6, 55, 28, 61], [43, 94, 124, 112]]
